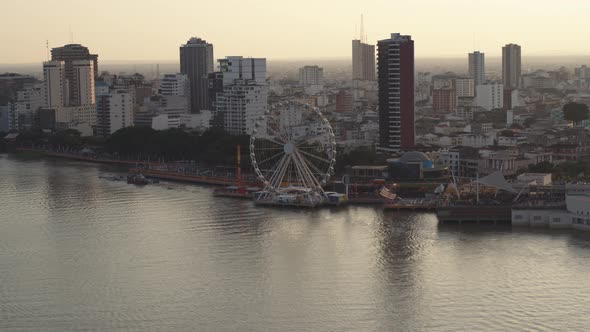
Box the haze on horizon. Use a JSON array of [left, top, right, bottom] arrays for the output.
[[2, 0, 590, 64]]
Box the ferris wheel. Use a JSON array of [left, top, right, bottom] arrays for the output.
[[250, 101, 337, 205]]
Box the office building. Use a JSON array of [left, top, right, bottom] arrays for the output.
[[179, 37, 214, 113], [377, 33, 415, 151], [51, 44, 98, 106], [468, 51, 485, 86], [502, 44, 522, 89]]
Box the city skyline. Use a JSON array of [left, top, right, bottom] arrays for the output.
[[3, 0, 590, 64]]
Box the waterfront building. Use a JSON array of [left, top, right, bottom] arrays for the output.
[[377, 33, 415, 151], [180, 37, 214, 113], [158, 74, 190, 113], [51, 44, 98, 106], [95, 89, 133, 137], [72, 60, 95, 106], [211, 56, 267, 135], [6, 83, 44, 131], [502, 43, 522, 89], [43, 61, 67, 108], [468, 51, 485, 86]]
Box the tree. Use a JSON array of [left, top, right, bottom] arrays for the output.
[[563, 102, 589, 123]]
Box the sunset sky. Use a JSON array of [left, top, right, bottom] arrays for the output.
[[2, 0, 590, 63]]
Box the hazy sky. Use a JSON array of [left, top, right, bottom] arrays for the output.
[[2, 0, 590, 64]]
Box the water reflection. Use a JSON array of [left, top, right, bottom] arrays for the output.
[[2, 154, 590, 331]]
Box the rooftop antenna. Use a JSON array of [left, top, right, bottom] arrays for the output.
[[46, 40, 50, 61], [360, 14, 365, 43]]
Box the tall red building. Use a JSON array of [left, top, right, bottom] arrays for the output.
[[378, 33, 414, 151]]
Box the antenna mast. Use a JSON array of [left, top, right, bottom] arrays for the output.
[[360, 14, 365, 43], [46, 40, 50, 61]]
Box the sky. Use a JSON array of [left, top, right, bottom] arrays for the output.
[[2, 0, 590, 64]]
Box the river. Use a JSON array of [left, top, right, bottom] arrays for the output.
[[2, 154, 590, 331]]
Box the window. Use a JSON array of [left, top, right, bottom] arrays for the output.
[[533, 216, 542, 221], [552, 217, 560, 223]]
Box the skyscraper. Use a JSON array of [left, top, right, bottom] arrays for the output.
[[51, 44, 98, 106], [72, 60, 95, 106], [468, 51, 485, 86], [352, 15, 375, 81], [43, 61, 66, 108], [502, 44, 522, 89], [180, 37, 214, 113], [377, 33, 415, 151]]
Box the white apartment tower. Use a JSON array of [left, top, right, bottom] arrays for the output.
[[159, 74, 191, 97], [43, 61, 67, 108], [298, 65, 324, 95], [215, 56, 268, 135], [95, 89, 134, 137], [468, 51, 485, 86], [72, 60, 95, 106]]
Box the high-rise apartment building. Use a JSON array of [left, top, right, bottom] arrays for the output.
[[377, 33, 415, 151], [299, 65, 324, 95], [95, 89, 133, 137], [213, 56, 267, 135], [159, 74, 190, 97], [352, 40, 376, 81], [468, 51, 485, 86], [43, 61, 67, 108], [455, 76, 475, 98], [72, 60, 95, 106], [180, 37, 214, 113], [51, 44, 98, 106], [502, 44, 522, 89]]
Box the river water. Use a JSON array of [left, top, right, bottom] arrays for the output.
[[2, 154, 590, 331]]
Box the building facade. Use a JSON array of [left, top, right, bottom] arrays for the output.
[[95, 89, 133, 137], [51, 44, 98, 106], [468, 51, 485, 86], [377, 33, 415, 151], [213, 56, 268, 135], [43, 61, 66, 108], [502, 43, 522, 89], [475, 82, 504, 111], [180, 37, 214, 113], [352, 40, 376, 81], [298, 65, 324, 95], [432, 88, 457, 112]]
